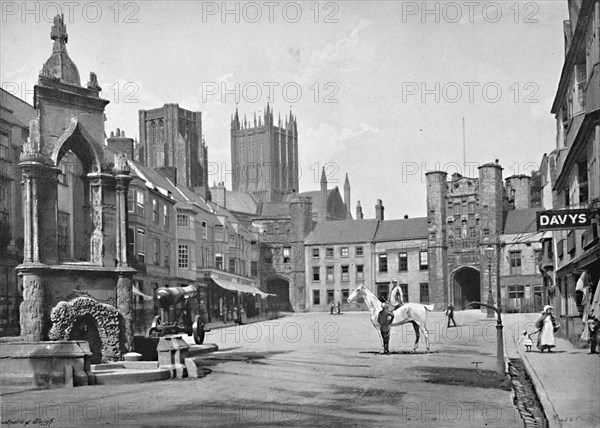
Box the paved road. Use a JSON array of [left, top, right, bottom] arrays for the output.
[[1, 310, 523, 427]]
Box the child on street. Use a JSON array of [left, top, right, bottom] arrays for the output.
[[519, 329, 533, 352]]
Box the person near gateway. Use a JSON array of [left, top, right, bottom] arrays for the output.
[[445, 304, 457, 328]]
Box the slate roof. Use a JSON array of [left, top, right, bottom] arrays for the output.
[[503, 208, 542, 235], [226, 191, 258, 214], [127, 159, 213, 214], [374, 218, 429, 242], [304, 219, 379, 245]]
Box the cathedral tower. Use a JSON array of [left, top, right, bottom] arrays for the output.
[[230, 103, 298, 202]]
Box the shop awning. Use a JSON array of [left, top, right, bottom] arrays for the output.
[[211, 276, 272, 298]]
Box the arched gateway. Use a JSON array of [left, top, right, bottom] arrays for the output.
[[266, 276, 292, 311], [451, 266, 481, 310]]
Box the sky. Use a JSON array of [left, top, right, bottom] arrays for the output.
[[1, 1, 568, 219]]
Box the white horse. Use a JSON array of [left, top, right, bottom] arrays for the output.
[[347, 284, 435, 352]]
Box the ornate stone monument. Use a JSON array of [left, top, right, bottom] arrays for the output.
[[16, 14, 135, 358]]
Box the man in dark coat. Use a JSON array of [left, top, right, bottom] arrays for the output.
[[445, 304, 457, 327], [378, 302, 394, 354]]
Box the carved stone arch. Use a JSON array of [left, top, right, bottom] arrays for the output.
[[49, 297, 125, 363], [50, 118, 105, 174]]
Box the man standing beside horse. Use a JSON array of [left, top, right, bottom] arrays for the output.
[[378, 279, 404, 354]]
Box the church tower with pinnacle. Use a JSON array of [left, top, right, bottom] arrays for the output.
[[230, 103, 298, 203]]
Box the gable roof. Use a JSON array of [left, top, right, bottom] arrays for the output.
[[305, 219, 379, 245], [503, 208, 542, 235], [374, 218, 429, 242]]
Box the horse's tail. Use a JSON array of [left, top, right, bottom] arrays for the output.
[[424, 304, 435, 312]]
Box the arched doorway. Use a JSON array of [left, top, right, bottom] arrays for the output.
[[266, 277, 292, 311], [452, 266, 481, 310]]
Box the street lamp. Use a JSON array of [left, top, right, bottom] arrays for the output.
[[484, 243, 495, 318], [468, 301, 505, 375]]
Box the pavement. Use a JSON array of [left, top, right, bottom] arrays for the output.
[[502, 312, 600, 428], [0, 310, 598, 427]]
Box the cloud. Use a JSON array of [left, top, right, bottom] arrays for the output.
[[303, 121, 380, 160], [296, 18, 374, 83]]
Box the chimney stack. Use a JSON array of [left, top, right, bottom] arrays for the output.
[[375, 199, 384, 221], [356, 201, 363, 219], [106, 128, 134, 159]]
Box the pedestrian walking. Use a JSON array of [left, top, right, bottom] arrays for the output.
[[330, 301, 335, 315], [336, 301, 341, 315], [535, 305, 559, 352], [445, 304, 457, 327]]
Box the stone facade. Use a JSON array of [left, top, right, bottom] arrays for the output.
[[0, 89, 36, 335]]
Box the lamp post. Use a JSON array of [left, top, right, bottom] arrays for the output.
[[484, 244, 495, 318], [469, 301, 505, 374]]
